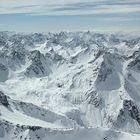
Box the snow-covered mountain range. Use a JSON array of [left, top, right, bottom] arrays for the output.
[[0, 31, 140, 140]]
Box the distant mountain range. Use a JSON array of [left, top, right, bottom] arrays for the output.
[[0, 31, 140, 140]]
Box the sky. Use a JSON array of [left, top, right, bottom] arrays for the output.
[[0, 0, 140, 33]]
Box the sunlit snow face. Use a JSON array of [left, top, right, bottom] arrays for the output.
[[0, 0, 140, 32]]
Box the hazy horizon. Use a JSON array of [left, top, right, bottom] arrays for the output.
[[0, 0, 140, 32]]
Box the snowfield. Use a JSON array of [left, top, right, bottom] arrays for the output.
[[0, 31, 140, 140]]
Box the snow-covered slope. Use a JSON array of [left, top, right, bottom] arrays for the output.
[[0, 31, 140, 140]]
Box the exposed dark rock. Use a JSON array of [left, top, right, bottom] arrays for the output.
[[0, 91, 9, 107], [117, 99, 140, 125], [28, 126, 41, 131], [123, 100, 140, 125], [25, 50, 48, 77], [127, 49, 140, 71], [86, 91, 101, 107]]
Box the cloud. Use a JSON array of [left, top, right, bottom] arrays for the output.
[[0, 0, 140, 16]]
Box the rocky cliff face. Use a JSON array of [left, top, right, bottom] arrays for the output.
[[0, 91, 9, 107]]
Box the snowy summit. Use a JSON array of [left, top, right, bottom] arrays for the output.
[[0, 31, 140, 140]]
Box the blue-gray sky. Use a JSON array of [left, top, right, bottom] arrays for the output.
[[0, 0, 140, 33]]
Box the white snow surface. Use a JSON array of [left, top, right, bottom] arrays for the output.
[[0, 31, 140, 140]]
